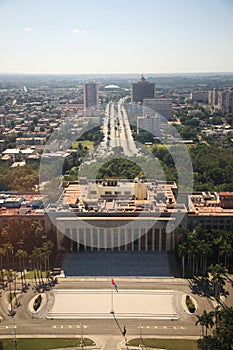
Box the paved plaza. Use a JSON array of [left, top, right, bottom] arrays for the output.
[[61, 251, 172, 277], [47, 289, 179, 320]]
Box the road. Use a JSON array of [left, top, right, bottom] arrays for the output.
[[0, 278, 214, 340], [96, 98, 138, 159]]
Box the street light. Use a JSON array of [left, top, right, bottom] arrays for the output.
[[12, 315, 17, 350], [80, 316, 85, 350]]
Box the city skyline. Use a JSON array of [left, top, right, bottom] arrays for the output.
[[0, 0, 233, 74]]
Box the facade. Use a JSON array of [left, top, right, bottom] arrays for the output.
[[84, 82, 99, 110], [137, 114, 161, 136], [1, 184, 233, 254], [52, 179, 185, 252], [131, 76, 155, 103], [191, 91, 209, 104], [208, 88, 218, 107], [143, 98, 172, 121], [188, 192, 233, 230], [218, 90, 233, 113]]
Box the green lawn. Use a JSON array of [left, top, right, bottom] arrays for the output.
[[72, 140, 94, 150], [25, 271, 47, 279], [0, 338, 95, 350], [127, 338, 198, 350]]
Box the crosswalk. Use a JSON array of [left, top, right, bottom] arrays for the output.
[[0, 325, 17, 330], [138, 325, 185, 330], [52, 324, 88, 329]]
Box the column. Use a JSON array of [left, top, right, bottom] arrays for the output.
[[138, 232, 141, 251], [131, 230, 134, 252], [91, 230, 94, 251], [104, 229, 107, 251], [125, 230, 128, 251], [111, 229, 114, 251], [118, 229, 121, 251], [159, 228, 162, 251], [83, 229, 87, 251], [97, 230, 100, 251], [152, 228, 155, 251], [145, 231, 148, 252]]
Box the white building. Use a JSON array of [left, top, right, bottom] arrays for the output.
[[84, 82, 99, 110], [143, 98, 172, 121], [137, 114, 161, 137]]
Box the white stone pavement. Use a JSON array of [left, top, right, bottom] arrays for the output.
[[46, 289, 179, 320]]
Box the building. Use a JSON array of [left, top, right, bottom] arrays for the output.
[[48, 179, 186, 252], [0, 114, 7, 128], [84, 82, 99, 110], [137, 114, 161, 137], [218, 90, 233, 113], [143, 98, 172, 121], [188, 192, 233, 230], [191, 91, 209, 104], [131, 76, 155, 103], [208, 88, 218, 107]]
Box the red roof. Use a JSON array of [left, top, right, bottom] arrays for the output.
[[219, 192, 233, 197]]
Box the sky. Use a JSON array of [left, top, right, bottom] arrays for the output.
[[0, 0, 233, 74]]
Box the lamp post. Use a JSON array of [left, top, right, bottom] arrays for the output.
[[80, 315, 84, 349], [12, 314, 17, 350]]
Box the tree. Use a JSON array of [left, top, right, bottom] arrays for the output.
[[178, 243, 187, 278], [197, 307, 233, 350], [15, 249, 27, 271], [209, 264, 227, 300], [196, 310, 214, 337], [0, 247, 5, 268]]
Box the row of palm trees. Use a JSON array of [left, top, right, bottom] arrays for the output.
[[0, 240, 54, 272], [177, 226, 233, 278]]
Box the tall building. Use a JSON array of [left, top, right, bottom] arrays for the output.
[[84, 82, 98, 110], [191, 91, 209, 104], [131, 75, 155, 103], [208, 88, 218, 107], [143, 98, 172, 121], [218, 90, 233, 113], [137, 114, 161, 137]]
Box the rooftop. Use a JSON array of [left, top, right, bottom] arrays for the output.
[[188, 192, 233, 216], [56, 179, 186, 215]]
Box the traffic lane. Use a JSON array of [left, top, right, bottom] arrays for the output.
[[0, 318, 199, 337]]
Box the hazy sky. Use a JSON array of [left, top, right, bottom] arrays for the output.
[[0, 0, 233, 74]]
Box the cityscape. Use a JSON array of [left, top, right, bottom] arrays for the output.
[[0, 1, 233, 350]]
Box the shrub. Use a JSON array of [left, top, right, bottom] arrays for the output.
[[186, 295, 196, 313], [33, 294, 42, 311]]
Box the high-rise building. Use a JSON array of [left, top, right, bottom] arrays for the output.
[[137, 114, 161, 137], [131, 75, 155, 103], [208, 88, 218, 106], [84, 82, 98, 110], [143, 98, 172, 121], [190, 91, 209, 104], [218, 90, 233, 113]]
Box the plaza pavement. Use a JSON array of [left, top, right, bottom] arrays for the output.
[[46, 289, 179, 320]]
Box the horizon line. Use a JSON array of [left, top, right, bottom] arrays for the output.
[[0, 71, 233, 76]]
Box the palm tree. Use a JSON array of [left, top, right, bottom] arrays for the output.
[[2, 243, 14, 268], [0, 247, 6, 268], [178, 243, 187, 278], [209, 264, 227, 300], [219, 241, 232, 269], [15, 249, 27, 271], [196, 310, 214, 337], [15, 249, 28, 290]]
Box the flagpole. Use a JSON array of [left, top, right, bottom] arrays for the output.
[[110, 285, 114, 314]]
